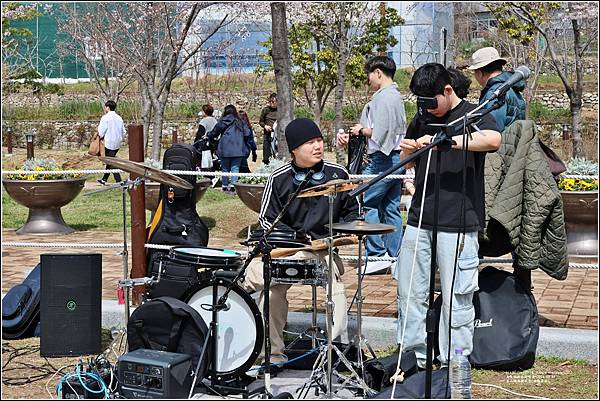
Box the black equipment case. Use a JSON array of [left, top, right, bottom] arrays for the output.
[[434, 265, 539, 371], [2, 264, 41, 340]]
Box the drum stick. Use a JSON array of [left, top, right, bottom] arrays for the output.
[[268, 235, 358, 258]]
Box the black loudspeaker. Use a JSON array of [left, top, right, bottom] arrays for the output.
[[40, 253, 102, 357]]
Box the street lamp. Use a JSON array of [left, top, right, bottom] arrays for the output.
[[26, 129, 36, 159]]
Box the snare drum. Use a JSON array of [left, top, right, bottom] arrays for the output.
[[270, 258, 325, 286], [169, 247, 243, 270], [243, 229, 310, 249]]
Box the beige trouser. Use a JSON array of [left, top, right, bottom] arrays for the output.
[[240, 250, 348, 363]]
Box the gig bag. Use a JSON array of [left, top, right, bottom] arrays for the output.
[[127, 296, 212, 378], [2, 264, 41, 340], [146, 144, 209, 281]]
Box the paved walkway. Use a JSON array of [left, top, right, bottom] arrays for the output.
[[1, 230, 597, 330]]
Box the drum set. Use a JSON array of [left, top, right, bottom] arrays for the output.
[[95, 156, 397, 399]]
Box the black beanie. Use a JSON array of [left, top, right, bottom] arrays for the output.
[[285, 118, 323, 152]]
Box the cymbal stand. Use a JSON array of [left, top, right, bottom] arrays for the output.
[[85, 177, 144, 325], [305, 190, 373, 398]]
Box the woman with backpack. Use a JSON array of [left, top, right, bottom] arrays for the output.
[[208, 104, 253, 195]]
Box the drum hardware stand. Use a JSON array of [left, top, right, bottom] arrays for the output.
[[348, 100, 501, 398], [211, 169, 316, 398], [284, 282, 327, 352], [85, 177, 144, 326], [302, 190, 374, 398]]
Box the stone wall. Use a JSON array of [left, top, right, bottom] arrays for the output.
[[3, 88, 598, 111]]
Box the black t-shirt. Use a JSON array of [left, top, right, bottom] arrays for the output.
[[405, 100, 498, 233]]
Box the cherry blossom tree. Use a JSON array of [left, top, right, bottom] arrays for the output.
[[55, 2, 250, 160], [489, 2, 599, 158]]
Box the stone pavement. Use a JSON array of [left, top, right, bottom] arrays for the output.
[[1, 229, 597, 330]]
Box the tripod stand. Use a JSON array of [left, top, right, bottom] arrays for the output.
[[348, 97, 503, 398]]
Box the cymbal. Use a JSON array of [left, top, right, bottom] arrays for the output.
[[329, 220, 396, 235], [99, 156, 193, 189], [297, 178, 363, 198]]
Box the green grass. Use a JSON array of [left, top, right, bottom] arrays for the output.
[[2, 183, 258, 237], [528, 101, 571, 122]]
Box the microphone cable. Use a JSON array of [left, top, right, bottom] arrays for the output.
[[391, 144, 435, 398]]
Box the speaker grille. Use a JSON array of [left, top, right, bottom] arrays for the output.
[[40, 254, 102, 357]]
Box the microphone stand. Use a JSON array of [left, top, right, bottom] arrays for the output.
[[213, 168, 315, 397], [348, 97, 503, 398]]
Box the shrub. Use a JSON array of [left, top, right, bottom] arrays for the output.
[[558, 157, 599, 191], [5, 158, 82, 180], [238, 159, 287, 185]]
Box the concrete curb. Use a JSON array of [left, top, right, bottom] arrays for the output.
[[101, 300, 598, 364]]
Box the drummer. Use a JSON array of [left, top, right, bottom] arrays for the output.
[[241, 117, 359, 374]]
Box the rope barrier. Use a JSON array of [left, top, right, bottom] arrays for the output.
[[2, 169, 598, 181], [1, 242, 597, 269]]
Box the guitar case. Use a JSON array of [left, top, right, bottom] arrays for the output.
[[146, 144, 209, 300]]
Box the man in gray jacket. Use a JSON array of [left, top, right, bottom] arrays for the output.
[[338, 55, 407, 274]]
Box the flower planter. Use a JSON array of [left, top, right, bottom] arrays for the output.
[[142, 178, 212, 213], [2, 177, 87, 235], [561, 190, 598, 256], [233, 182, 265, 213]]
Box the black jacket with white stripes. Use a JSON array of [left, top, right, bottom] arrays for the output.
[[258, 160, 359, 240]]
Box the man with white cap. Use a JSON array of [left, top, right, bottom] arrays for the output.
[[241, 117, 358, 374], [467, 46, 526, 132]]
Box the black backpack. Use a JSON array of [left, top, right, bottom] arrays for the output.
[[434, 266, 539, 371], [146, 144, 209, 277], [127, 296, 212, 378]]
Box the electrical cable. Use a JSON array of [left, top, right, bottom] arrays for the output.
[[472, 382, 551, 399]]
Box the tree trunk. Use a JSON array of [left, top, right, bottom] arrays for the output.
[[139, 82, 152, 156], [270, 2, 293, 160], [571, 18, 584, 159], [334, 5, 349, 165]]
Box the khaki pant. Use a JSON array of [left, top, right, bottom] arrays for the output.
[[240, 250, 348, 363]]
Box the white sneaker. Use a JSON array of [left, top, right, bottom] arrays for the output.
[[358, 257, 393, 275]]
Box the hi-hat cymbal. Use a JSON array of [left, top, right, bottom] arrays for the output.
[[298, 178, 363, 198], [99, 156, 193, 189], [329, 220, 396, 235]]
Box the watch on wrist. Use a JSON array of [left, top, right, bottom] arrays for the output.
[[358, 127, 364, 136]]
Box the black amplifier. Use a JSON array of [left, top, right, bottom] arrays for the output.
[[117, 349, 193, 399]]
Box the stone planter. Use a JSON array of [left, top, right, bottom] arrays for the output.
[[561, 190, 598, 256], [2, 177, 87, 235], [142, 178, 212, 213], [233, 182, 265, 213]]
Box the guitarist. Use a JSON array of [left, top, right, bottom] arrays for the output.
[[241, 118, 359, 373]]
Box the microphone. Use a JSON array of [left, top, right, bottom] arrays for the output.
[[490, 65, 530, 100]]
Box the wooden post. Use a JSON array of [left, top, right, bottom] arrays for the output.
[[128, 124, 147, 305], [6, 127, 13, 154]]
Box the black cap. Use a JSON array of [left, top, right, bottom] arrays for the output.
[[285, 118, 323, 152]]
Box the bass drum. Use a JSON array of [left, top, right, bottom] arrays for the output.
[[186, 278, 263, 381]]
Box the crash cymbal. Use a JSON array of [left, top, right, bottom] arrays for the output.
[[99, 156, 193, 189], [297, 178, 363, 198], [329, 220, 396, 235]]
